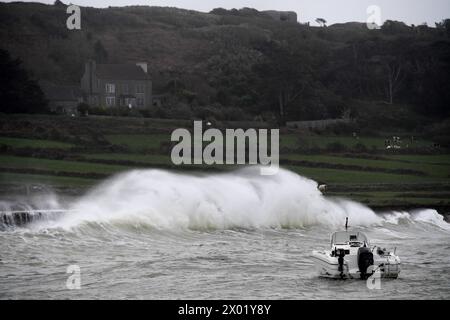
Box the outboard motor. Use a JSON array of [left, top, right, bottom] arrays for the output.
[[335, 249, 346, 279], [357, 247, 374, 279]]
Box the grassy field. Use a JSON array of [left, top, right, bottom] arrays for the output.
[[0, 172, 98, 187], [106, 132, 294, 152], [0, 137, 75, 149], [104, 134, 169, 151], [84, 153, 172, 164], [280, 134, 433, 150], [0, 155, 132, 175], [34, 153, 446, 184], [387, 154, 450, 165], [285, 165, 436, 184], [0, 114, 449, 210], [283, 154, 450, 179]]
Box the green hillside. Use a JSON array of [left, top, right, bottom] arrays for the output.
[[1, 3, 449, 129]]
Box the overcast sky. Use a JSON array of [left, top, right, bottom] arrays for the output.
[[3, 0, 450, 26]]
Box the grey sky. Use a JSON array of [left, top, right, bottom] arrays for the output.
[[3, 0, 450, 26]]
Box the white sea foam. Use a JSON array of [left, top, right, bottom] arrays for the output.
[[412, 209, 450, 231], [52, 167, 381, 230], [3, 167, 448, 232]]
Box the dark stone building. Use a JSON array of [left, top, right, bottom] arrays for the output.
[[81, 60, 152, 109]]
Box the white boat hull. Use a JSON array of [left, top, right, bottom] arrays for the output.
[[312, 249, 400, 279]]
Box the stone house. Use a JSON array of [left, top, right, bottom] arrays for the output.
[[81, 60, 152, 109]]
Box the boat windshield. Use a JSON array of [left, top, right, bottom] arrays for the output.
[[331, 231, 369, 246]]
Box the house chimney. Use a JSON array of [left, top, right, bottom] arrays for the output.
[[136, 62, 148, 74], [86, 60, 96, 74]]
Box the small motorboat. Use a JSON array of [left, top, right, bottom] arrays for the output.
[[311, 218, 400, 279]]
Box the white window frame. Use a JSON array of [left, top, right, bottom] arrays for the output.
[[136, 84, 145, 94], [105, 83, 115, 94], [106, 96, 115, 106]]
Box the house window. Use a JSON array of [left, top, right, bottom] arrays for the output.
[[106, 97, 115, 106], [136, 84, 145, 93], [105, 83, 115, 94], [137, 96, 144, 107], [122, 84, 129, 94]]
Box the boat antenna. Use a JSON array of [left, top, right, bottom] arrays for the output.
[[345, 217, 348, 231]]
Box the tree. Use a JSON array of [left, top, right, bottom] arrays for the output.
[[315, 18, 327, 27], [381, 20, 410, 34], [436, 19, 450, 37], [444, 19, 450, 37], [210, 8, 228, 15], [380, 55, 405, 104], [409, 40, 450, 117], [94, 40, 108, 63], [253, 42, 312, 122], [0, 49, 48, 114]]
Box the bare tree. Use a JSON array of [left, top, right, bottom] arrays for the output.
[[383, 57, 405, 104], [315, 18, 327, 27], [277, 82, 307, 118]]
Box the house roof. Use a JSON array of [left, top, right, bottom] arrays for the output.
[[40, 82, 82, 101], [95, 64, 150, 80]]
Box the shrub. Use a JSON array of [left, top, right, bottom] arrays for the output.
[[193, 105, 220, 120], [353, 143, 368, 153], [77, 102, 90, 116], [89, 106, 108, 116], [326, 142, 348, 153], [151, 106, 168, 119], [165, 102, 194, 119]]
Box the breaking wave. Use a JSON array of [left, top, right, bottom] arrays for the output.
[[17, 167, 444, 232]]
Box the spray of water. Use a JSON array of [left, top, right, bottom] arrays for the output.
[[2, 167, 448, 232], [49, 167, 380, 230]]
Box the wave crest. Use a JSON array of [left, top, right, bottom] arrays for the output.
[[53, 167, 380, 230]]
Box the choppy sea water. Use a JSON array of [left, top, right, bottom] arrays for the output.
[[1, 168, 449, 299]]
